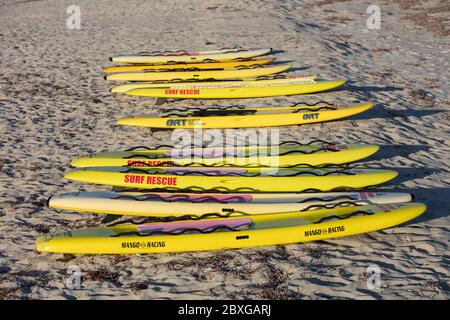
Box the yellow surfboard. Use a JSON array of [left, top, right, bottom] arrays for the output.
[[110, 75, 317, 93], [71, 144, 380, 168], [117, 103, 372, 129], [63, 168, 398, 192], [125, 80, 346, 99], [110, 48, 272, 64], [36, 203, 426, 254], [105, 64, 291, 81], [102, 58, 276, 73]]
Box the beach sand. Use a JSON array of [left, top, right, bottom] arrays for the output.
[[0, 0, 449, 299]]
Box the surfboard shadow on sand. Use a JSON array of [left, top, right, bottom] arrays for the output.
[[348, 105, 446, 121], [365, 144, 431, 162]]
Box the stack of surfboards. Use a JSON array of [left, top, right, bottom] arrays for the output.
[[104, 47, 346, 101], [35, 48, 426, 254], [101, 47, 369, 129], [37, 141, 426, 254]]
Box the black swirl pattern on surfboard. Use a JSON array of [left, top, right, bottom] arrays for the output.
[[107, 209, 378, 237], [112, 224, 251, 237], [123, 140, 337, 152], [106, 201, 371, 227], [120, 167, 355, 177]]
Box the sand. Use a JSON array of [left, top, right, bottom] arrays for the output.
[[0, 0, 449, 299]]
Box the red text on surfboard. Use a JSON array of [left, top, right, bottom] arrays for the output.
[[165, 89, 200, 95], [126, 160, 174, 167], [124, 174, 178, 186]]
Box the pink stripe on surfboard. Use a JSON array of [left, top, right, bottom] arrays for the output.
[[169, 147, 260, 158], [136, 218, 252, 233], [163, 168, 248, 175]]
